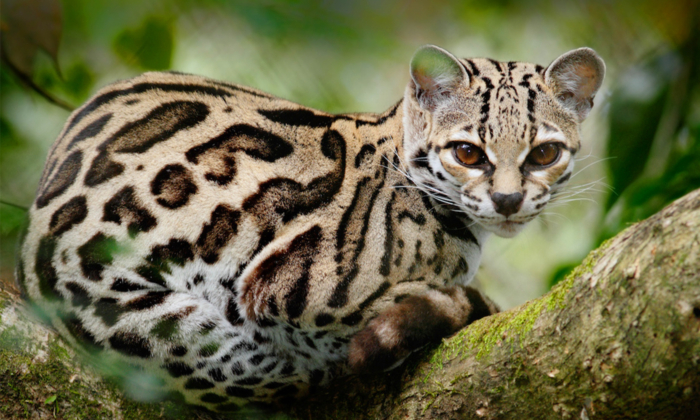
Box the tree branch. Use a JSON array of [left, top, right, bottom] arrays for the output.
[[287, 189, 700, 419], [1, 190, 699, 419]]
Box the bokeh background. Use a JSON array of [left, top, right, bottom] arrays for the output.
[[1, 0, 699, 309]]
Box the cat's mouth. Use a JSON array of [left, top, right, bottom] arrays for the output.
[[494, 220, 526, 237], [471, 217, 528, 238]]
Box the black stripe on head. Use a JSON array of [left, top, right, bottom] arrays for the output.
[[411, 148, 430, 169], [465, 60, 480, 77], [555, 172, 572, 185], [111, 278, 147, 292]]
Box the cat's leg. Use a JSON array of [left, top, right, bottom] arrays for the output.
[[348, 286, 498, 373]]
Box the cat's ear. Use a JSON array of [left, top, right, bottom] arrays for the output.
[[544, 47, 606, 121], [410, 45, 468, 111]]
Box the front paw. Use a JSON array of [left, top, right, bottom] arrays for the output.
[[348, 286, 498, 373]]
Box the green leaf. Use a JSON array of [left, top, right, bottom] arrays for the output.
[[113, 16, 174, 71], [0, 202, 27, 235], [605, 53, 676, 210], [44, 395, 57, 404]]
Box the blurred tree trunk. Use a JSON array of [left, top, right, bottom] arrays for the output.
[[1, 189, 700, 420]]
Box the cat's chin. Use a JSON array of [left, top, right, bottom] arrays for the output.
[[487, 221, 527, 238]]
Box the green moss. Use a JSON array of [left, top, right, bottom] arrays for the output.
[[0, 325, 27, 353], [423, 241, 612, 383]]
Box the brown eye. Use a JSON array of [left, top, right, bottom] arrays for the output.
[[527, 143, 560, 166], [454, 143, 488, 166]]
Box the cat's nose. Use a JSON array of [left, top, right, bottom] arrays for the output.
[[491, 192, 523, 217]]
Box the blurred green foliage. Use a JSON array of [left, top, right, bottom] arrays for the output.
[[1, 0, 699, 300], [113, 16, 174, 70], [600, 32, 700, 242]]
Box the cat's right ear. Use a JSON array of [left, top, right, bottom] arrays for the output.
[[410, 45, 468, 112]]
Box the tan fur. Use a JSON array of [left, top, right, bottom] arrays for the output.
[[18, 46, 603, 410]]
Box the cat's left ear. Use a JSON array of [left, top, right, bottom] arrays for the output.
[[544, 48, 606, 121], [410, 45, 469, 112]]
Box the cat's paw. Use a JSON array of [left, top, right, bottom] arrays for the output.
[[348, 286, 498, 373]]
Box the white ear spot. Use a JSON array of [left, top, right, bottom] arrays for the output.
[[545, 48, 606, 121], [410, 45, 469, 112]]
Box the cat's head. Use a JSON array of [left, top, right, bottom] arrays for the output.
[[402, 45, 605, 238]]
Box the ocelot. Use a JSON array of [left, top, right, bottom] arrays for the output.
[[17, 45, 604, 411]]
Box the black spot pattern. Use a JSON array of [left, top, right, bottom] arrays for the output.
[[245, 225, 322, 321], [77, 233, 118, 281], [185, 124, 293, 186], [36, 150, 82, 209], [151, 164, 198, 208], [329, 163, 387, 308], [196, 205, 241, 264], [226, 386, 254, 398], [201, 393, 228, 404], [355, 101, 401, 127], [208, 368, 228, 382], [126, 291, 172, 311], [315, 313, 334, 327], [84, 101, 209, 186], [103, 186, 157, 237], [354, 144, 376, 168], [164, 362, 195, 378], [36, 237, 59, 300], [379, 192, 395, 276], [64, 83, 227, 135], [63, 312, 101, 352], [242, 129, 346, 225], [226, 297, 244, 326], [66, 113, 112, 151], [110, 278, 146, 292], [148, 239, 194, 270], [258, 109, 341, 128], [109, 332, 151, 358], [64, 282, 91, 308], [48, 196, 88, 236], [94, 297, 124, 327], [184, 377, 215, 390]]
